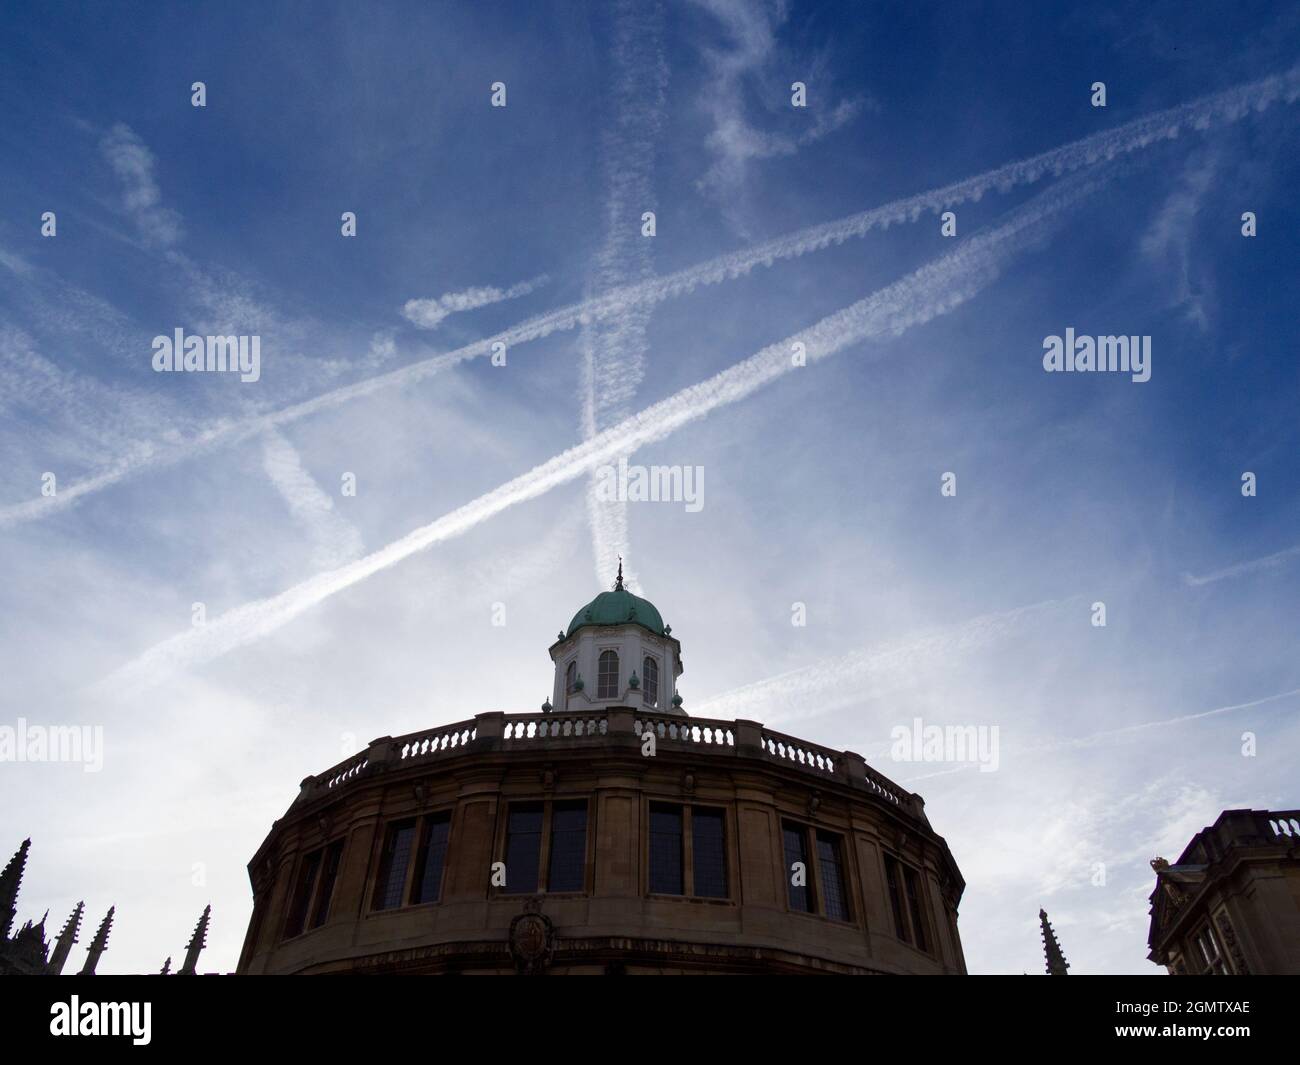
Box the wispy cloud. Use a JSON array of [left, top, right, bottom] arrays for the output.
[[260, 429, 364, 571], [0, 324, 182, 473], [100, 174, 1101, 690], [581, 0, 669, 593], [690, 0, 867, 227], [899, 686, 1300, 785], [1031, 687, 1300, 753], [6, 64, 1296, 529], [99, 123, 184, 248], [1183, 542, 1300, 586], [402, 276, 549, 330], [1139, 147, 1220, 330], [694, 596, 1080, 726]]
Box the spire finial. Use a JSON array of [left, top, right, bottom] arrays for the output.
[[179, 904, 211, 976], [615, 557, 624, 591], [47, 901, 84, 975], [0, 838, 32, 941], [79, 905, 115, 976], [1039, 908, 1070, 975]]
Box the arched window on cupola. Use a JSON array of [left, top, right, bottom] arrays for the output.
[[597, 650, 619, 699], [565, 660, 578, 693], [643, 655, 659, 707]]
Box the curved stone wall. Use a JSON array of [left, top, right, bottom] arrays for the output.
[[237, 709, 966, 975]]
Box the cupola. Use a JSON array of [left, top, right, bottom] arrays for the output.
[[548, 561, 685, 715]]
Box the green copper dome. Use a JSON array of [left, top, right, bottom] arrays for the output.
[[566, 563, 667, 638]]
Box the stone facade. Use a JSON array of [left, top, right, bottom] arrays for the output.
[[1147, 808, 1300, 975], [237, 708, 966, 975]]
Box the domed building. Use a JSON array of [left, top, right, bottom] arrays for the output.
[[236, 568, 968, 975]]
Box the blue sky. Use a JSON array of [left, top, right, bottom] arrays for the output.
[[2, 1, 1298, 974]]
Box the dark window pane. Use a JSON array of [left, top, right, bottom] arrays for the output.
[[904, 867, 928, 951], [502, 803, 544, 894], [597, 650, 619, 699], [783, 823, 813, 913], [411, 813, 452, 904], [649, 804, 683, 894], [284, 849, 321, 938], [643, 656, 659, 707], [373, 820, 416, 911], [885, 855, 910, 942], [692, 808, 727, 898], [547, 802, 588, 892], [566, 660, 578, 692], [309, 841, 344, 929], [816, 832, 848, 921]]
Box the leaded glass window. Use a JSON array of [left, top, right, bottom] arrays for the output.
[[783, 822, 813, 913], [643, 655, 659, 707], [649, 803, 684, 894], [597, 650, 619, 699], [817, 832, 849, 921], [373, 820, 416, 911], [547, 801, 587, 892], [502, 803, 544, 894], [692, 807, 727, 898], [412, 813, 451, 904]]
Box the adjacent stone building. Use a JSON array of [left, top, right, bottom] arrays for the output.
[[237, 570, 968, 974], [1147, 808, 1300, 974], [0, 836, 212, 975]]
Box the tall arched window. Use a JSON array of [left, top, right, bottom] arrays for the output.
[[565, 660, 578, 693], [643, 655, 659, 707], [597, 650, 619, 699]]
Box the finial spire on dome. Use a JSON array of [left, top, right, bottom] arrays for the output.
[[615, 557, 624, 591]]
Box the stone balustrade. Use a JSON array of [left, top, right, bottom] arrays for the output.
[[1264, 811, 1300, 839], [297, 707, 925, 821]]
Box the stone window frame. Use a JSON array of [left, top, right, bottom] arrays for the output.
[[781, 819, 855, 924], [597, 648, 620, 700], [409, 809, 454, 906], [366, 806, 457, 914], [489, 795, 595, 898], [881, 851, 934, 953], [281, 836, 345, 941], [642, 798, 736, 903], [1191, 920, 1229, 974]]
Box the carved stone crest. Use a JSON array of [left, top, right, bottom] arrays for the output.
[[508, 898, 555, 975]]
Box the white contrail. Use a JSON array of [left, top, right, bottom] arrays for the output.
[[9, 63, 1296, 530], [101, 175, 1101, 692], [260, 429, 364, 570], [402, 275, 549, 330], [692, 597, 1081, 727], [1183, 542, 1300, 586], [1029, 686, 1300, 753], [897, 686, 1300, 783], [581, 0, 668, 592]]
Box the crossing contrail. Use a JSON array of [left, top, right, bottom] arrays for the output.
[[9, 63, 1297, 530], [101, 173, 1103, 692], [580, 0, 668, 594]]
